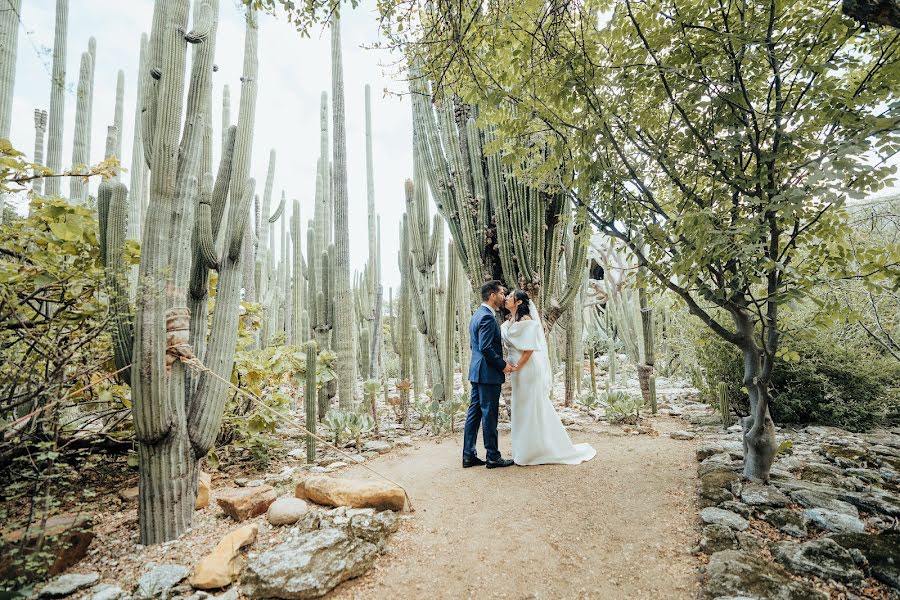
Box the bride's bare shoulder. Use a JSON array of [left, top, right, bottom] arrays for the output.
[[521, 316, 532, 321]]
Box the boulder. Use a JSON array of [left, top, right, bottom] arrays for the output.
[[669, 431, 696, 441], [241, 528, 378, 599], [90, 584, 125, 600], [699, 524, 739, 553], [699, 469, 740, 508], [762, 509, 808, 537], [216, 485, 276, 522], [773, 539, 863, 583], [789, 488, 858, 517], [795, 462, 843, 485], [135, 564, 190, 600], [190, 524, 258, 590], [39, 573, 100, 598], [267, 497, 310, 526], [705, 550, 827, 600], [803, 508, 865, 534], [696, 442, 725, 461], [295, 476, 405, 512], [363, 440, 392, 454], [718, 501, 752, 518], [0, 513, 94, 580], [196, 472, 211, 510], [838, 488, 900, 518], [831, 532, 900, 591], [740, 483, 790, 507], [699, 507, 749, 531]]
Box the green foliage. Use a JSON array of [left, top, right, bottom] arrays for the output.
[[697, 322, 900, 431], [345, 411, 374, 451], [603, 390, 645, 425], [575, 392, 600, 412], [323, 409, 349, 446], [414, 391, 467, 435]]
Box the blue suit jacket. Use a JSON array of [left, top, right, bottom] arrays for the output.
[[468, 305, 506, 385]]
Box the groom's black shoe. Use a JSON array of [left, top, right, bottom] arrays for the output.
[[486, 458, 515, 469], [462, 456, 486, 468]]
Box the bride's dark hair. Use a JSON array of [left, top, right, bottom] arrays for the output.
[[511, 289, 531, 322]]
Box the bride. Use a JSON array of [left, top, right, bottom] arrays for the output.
[[502, 290, 597, 466]]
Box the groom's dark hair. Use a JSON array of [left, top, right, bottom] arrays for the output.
[[481, 280, 503, 301]]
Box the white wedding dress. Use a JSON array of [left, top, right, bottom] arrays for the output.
[[502, 302, 596, 466]]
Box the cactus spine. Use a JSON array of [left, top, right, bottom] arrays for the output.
[[32, 109, 47, 197], [331, 15, 355, 408], [0, 0, 20, 140], [69, 51, 92, 203], [44, 0, 68, 197], [305, 341, 317, 462]]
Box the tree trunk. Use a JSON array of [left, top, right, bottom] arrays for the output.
[[733, 314, 777, 483]]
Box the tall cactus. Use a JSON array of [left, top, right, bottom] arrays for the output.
[[290, 199, 304, 344], [44, 0, 68, 197], [331, 15, 355, 408], [364, 84, 382, 380], [305, 341, 317, 462], [85, 37, 96, 166], [114, 70, 125, 162], [120, 0, 257, 544], [221, 84, 230, 154], [32, 109, 47, 197], [257, 150, 276, 301], [69, 51, 92, 203], [398, 215, 413, 427], [0, 0, 20, 140], [410, 77, 588, 331], [128, 34, 148, 267]]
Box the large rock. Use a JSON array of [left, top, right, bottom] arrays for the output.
[[789, 488, 858, 517], [0, 514, 94, 580], [705, 550, 827, 600], [241, 528, 378, 599], [135, 564, 190, 600], [773, 539, 863, 583], [696, 442, 725, 461], [699, 469, 739, 508], [795, 462, 843, 485], [740, 483, 790, 507], [803, 508, 865, 534], [762, 509, 808, 537], [190, 524, 258, 590], [216, 485, 276, 522], [699, 524, 739, 554], [196, 472, 211, 510], [838, 488, 900, 517], [699, 507, 749, 531], [39, 573, 100, 598], [831, 532, 900, 591], [295, 506, 400, 550], [295, 476, 405, 512], [267, 497, 310, 526]]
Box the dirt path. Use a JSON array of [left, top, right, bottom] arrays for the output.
[[326, 416, 701, 600]]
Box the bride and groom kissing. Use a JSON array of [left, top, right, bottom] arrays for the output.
[[462, 280, 597, 469]]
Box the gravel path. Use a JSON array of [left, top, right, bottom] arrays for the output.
[[326, 415, 701, 600]]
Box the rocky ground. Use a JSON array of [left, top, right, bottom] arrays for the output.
[[665, 400, 900, 600]]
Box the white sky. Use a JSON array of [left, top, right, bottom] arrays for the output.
[[9, 0, 415, 291]]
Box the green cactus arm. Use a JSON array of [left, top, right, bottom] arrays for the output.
[[0, 0, 20, 140], [268, 193, 285, 222], [44, 0, 68, 197], [69, 51, 91, 203]]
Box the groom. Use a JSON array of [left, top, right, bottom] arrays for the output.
[[462, 280, 515, 469]]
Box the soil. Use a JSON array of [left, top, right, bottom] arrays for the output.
[[325, 415, 701, 600]]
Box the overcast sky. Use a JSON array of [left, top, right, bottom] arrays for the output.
[[9, 0, 415, 290]]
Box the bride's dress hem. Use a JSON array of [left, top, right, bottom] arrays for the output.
[[514, 443, 597, 467]]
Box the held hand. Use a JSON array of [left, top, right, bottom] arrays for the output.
[[503, 362, 518, 374]]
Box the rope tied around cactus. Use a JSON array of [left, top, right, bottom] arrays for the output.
[[179, 353, 416, 513], [165, 307, 195, 372]]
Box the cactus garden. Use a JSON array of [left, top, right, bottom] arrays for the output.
[[0, 0, 899, 599]]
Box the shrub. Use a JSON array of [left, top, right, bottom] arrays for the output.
[[697, 324, 900, 431]]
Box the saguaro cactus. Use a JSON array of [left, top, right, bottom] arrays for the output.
[[123, 0, 257, 544], [128, 34, 148, 260], [114, 70, 125, 162], [331, 15, 356, 408], [290, 199, 305, 344], [44, 0, 68, 197], [32, 109, 47, 197], [69, 51, 93, 203], [0, 0, 20, 140], [305, 341, 317, 462]]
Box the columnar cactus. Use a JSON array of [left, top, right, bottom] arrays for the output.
[[121, 0, 257, 544], [364, 84, 382, 380], [290, 199, 305, 344], [114, 70, 125, 162], [331, 15, 356, 408], [85, 37, 96, 165], [410, 77, 588, 331], [128, 34, 148, 269], [0, 0, 20, 140], [638, 265, 656, 412], [44, 0, 68, 197], [32, 109, 47, 197], [221, 84, 230, 153], [255, 149, 275, 302], [398, 215, 413, 427], [305, 341, 317, 462], [69, 51, 92, 203]]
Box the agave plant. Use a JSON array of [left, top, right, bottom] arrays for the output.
[[575, 393, 600, 412], [323, 409, 349, 446], [603, 390, 644, 424], [346, 411, 375, 451]]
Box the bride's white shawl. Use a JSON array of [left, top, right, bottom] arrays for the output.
[[504, 319, 544, 352]]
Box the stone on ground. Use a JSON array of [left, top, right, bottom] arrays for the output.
[[241, 528, 378, 599], [135, 564, 190, 600], [705, 550, 827, 600], [267, 497, 311, 526], [699, 468, 740, 507], [196, 472, 212, 510], [762, 508, 808, 537], [773, 539, 863, 583], [90, 584, 125, 600], [803, 508, 865, 534], [0, 513, 94, 579], [699, 507, 749, 531], [363, 440, 392, 454], [295, 476, 405, 512], [216, 485, 276, 521], [39, 572, 100, 598], [831, 532, 900, 591], [699, 524, 739, 553], [190, 524, 258, 590], [740, 482, 790, 507], [669, 430, 696, 440], [118, 487, 139, 503]]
